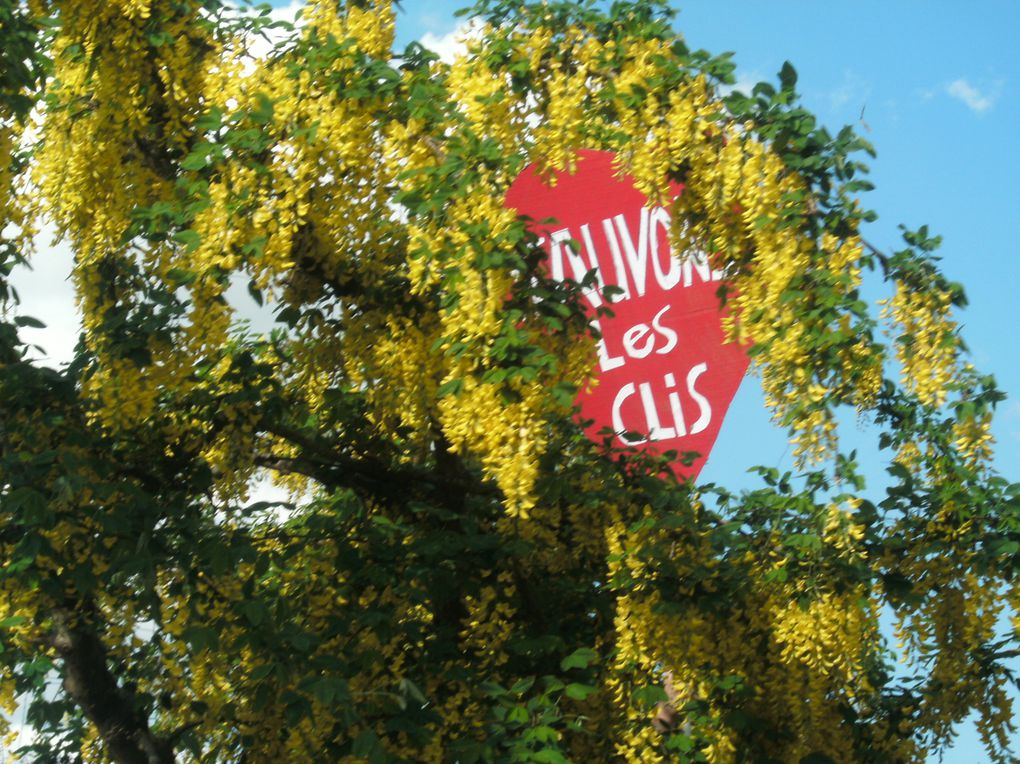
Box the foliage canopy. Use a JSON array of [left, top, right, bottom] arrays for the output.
[[0, 1, 1018, 762]]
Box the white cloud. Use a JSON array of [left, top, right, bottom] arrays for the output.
[[829, 70, 870, 114], [420, 21, 479, 64], [268, 0, 304, 25], [3, 699, 36, 754], [244, 0, 304, 61], [8, 229, 79, 366], [418, 12, 444, 32], [946, 78, 997, 114]]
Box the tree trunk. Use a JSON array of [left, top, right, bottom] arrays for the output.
[[51, 609, 175, 764]]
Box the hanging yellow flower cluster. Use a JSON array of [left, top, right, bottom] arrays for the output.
[[31, 0, 209, 430], [884, 277, 957, 409], [599, 497, 916, 764], [883, 277, 994, 471]]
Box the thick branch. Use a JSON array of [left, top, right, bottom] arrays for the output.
[[258, 423, 500, 504], [287, 232, 430, 321], [50, 608, 174, 764]]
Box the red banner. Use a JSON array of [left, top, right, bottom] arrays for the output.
[[505, 150, 749, 479]]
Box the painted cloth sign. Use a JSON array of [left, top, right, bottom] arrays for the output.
[[505, 150, 749, 479]]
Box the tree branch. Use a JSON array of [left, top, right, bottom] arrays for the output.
[[50, 607, 174, 764], [258, 423, 501, 504]]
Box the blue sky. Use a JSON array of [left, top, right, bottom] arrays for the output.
[[8, 0, 1017, 758]]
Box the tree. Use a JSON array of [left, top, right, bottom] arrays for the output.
[[1, 0, 1017, 761]]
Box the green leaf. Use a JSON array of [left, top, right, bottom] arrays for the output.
[[249, 664, 275, 682], [196, 106, 224, 132], [167, 267, 197, 286], [482, 367, 508, 384], [560, 647, 598, 671], [632, 684, 669, 709], [240, 600, 267, 627], [174, 229, 202, 253], [183, 626, 219, 653], [310, 676, 348, 705], [247, 279, 264, 307], [563, 683, 597, 701], [181, 152, 209, 171], [250, 92, 274, 124], [666, 734, 696, 753], [507, 704, 529, 724], [510, 676, 535, 695], [275, 305, 302, 327], [779, 61, 797, 91], [437, 377, 463, 398]]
